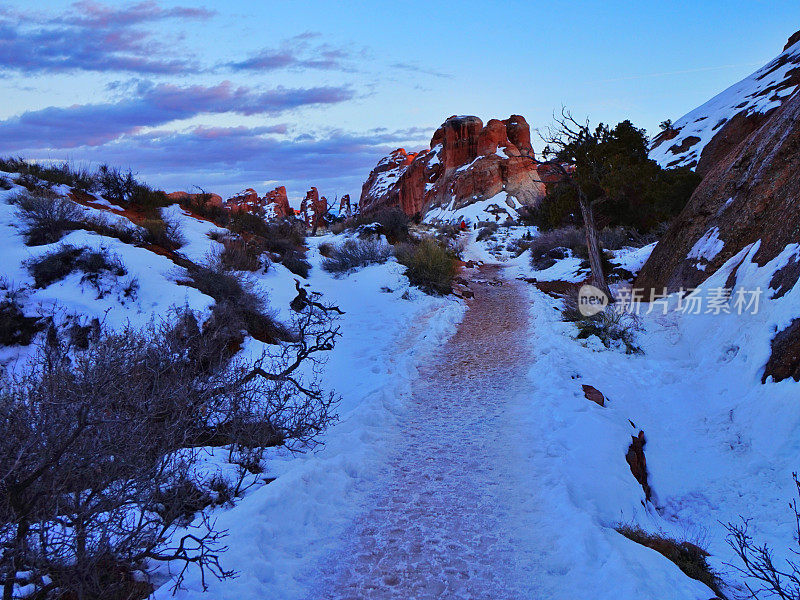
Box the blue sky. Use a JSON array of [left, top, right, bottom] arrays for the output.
[[1, 1, 797, 203]]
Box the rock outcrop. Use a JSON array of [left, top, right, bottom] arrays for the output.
[[263, 186, 292, 218], [224, 186, 294, 219], [637, 88, 800, 294], [166, 191, 224, 207], [360, 115, 548, 222], [650, 32, 800, 175]]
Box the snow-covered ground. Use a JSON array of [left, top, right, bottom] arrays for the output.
[[3, 178, 799, 599]]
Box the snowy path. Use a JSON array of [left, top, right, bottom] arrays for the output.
[[310, 265, 547, 599]]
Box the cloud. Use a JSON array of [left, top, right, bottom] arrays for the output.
[[10, 125, 431, 199], [390, 62, 452, 79], [227, 32, 358, 72], [0, 1, 214, 74], [0, 82, 354, 149]]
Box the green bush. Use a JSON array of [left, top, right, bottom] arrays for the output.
[[395, 238, 458, 295]]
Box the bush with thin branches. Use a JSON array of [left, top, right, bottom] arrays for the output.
[[321, 239, 392, 274]]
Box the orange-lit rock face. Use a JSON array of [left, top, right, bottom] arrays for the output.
[[264, 186, 292, 218], [226, 188, 261, 214], [360, 114, 545, 218], [167, 191, 224, 207]]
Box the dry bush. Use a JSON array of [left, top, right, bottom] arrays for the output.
[[139, 216, 185, 249], [11, 189, 83, 246], [279, 250, 311, 278], [0, 297, 341, 599], [725, 473, 800, 599], [0, 281, 43, 347], [321, 239, 392, 274], [338, 207, 410, 242], [477, 222, 499, 241], [395, 238, 458, 295], [189, 259, 291, 344], [561, 299, 642, 354], [616, 525, 723, 597], [26, 245, 127, 290], [217, 238, 268, 272]]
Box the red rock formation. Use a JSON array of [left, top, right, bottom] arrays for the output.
[[339, 194, 351, 217], [263, 186, 292, 218], [226, 188, 262, 214], [637, 89, 800, 294], [360, 115, 545, 221], [167, 191, 224, 207], [636, 86, 800, 384]]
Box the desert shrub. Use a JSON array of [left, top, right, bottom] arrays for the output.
[[11, 189, 84, 245], [725, 473, 800, 600], [561, 300, 642, 354], [217, 237, 268, 272], [616, 525, 723, 597], [395, 238, 458, 295], [0, 157, 96, 191], [139, 216, 185, 249], [477, 222, 499, 241], [189, 260, 291, 344], [26, 244, 126, 289], [0, 303, 340, 598], [321, 239, 392, 274], [279, 250, 310, 278], [0, 282, 43, 346], [318, 241, 335, 257], [181, 191, 230, 225], [339, 207, 410, 242], [329, 220, 346, 235], [0, 176, 11, 190], [527, 227, 588, 269]]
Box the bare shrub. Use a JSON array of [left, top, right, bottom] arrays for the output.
[[11, 189, 83, 246], [561, 300, 642, 354], [616, 524, 723, 597], [321, 239, 392, 274], [279, 250, 311, 278], [26, 244, 127, 290], [217, 238, 268, 272], [395, 238, 458, 295], [477, 222, 499, 241], [189, 259, 291, 344], [0, 297, 340, 599], [337, 207, 410, 242], [139, 216, 185, 249], [0, 281, 43, 347], [725, 473, 800, 599]]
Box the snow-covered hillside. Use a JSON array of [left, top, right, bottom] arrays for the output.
[[650, 35, 800, 170]]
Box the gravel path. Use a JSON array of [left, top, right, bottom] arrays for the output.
[[311, 265, 546, 599]]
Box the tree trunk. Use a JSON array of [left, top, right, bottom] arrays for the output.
[[577, 194, 613, 301]]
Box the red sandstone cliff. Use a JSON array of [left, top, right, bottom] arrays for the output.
[[360, 115, 548, 221]]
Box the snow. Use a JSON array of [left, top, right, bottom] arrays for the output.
[[423, 191, 522, 224], [650, 40, 800, 169], [4, 177, 800, 598], [687, 226, 724, 270]]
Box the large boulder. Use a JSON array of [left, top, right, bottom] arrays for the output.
[[636, 89, 800, 294], [650, 32, 800, 175], [360, 114, 546, 222]]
